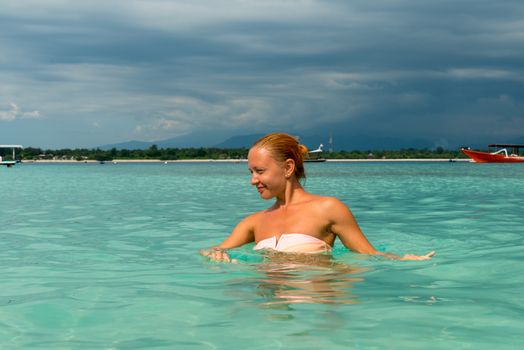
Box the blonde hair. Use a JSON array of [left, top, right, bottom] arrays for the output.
[[252, 133, 309, 181]]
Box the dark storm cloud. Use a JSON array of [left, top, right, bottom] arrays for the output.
[[0, 0, 522, 148]]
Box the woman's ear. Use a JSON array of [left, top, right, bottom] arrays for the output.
[[284, 158, 296, 178]]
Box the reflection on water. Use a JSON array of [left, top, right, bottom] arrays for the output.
[[235, 252, 367, 307]]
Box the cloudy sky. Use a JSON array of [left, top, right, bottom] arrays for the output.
[[1, 0, 523, 149]]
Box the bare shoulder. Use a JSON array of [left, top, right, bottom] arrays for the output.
[[313, 195, 349, 211], [240, 206, 277, 227], [238, 209, 264, 227], [308, 195, 353, 224]]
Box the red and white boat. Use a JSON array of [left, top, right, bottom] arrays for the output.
[[461, 144, 524, 163]]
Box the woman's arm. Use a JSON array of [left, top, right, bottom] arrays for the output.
[[326, 197, 435, 260], [199, 214, 256, 263]]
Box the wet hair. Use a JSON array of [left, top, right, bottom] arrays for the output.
[[252, 133, 309, 181]]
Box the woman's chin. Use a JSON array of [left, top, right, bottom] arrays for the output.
[[259, 191, 274, 200]]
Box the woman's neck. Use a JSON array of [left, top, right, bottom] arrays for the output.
[[274, 178, 305, 207]]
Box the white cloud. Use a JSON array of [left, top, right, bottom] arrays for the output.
[[22, 110, 41, 119], [134, 116, 194, 140], [0, 103, 19, 121], [0, 102, 41, 121], [134, 119, 195, 141], [122, 0, 339, 32], [1, 0, 523, 148], [132, 94, 280, 140], [447, 68, 521, 80]]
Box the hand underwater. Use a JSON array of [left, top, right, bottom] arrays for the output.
[[200, 247, 238, 264], [400, 251, 436, 261]]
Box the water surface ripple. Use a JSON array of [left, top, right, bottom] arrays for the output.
[[0, 162, 522, 349]]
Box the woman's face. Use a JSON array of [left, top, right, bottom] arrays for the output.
[[248, 146, 288, 199]]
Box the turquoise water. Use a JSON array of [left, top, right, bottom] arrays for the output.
[[1, 162, 523, 349]]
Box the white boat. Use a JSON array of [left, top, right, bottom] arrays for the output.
[[305, 144, 326, 162], [0, 145, 23, 167]]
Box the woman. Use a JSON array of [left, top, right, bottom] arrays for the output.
[[201, 133, 435, 262]]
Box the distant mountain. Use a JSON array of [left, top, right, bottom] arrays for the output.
[[99, 140, 154, 150], [213, 132, 434, 151], [99, 131, 454, 151], [99, 131, 227, 150], [154, 132, 224, 148], [298, 133, 434, 151], [214, 134, 264, 148]]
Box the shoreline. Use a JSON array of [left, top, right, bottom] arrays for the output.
[[22, 158, 471, 164], [326, 158, 470, 162]]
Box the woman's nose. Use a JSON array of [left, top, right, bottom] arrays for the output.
[[251, 173, 258, 185]]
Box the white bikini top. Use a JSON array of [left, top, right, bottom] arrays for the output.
[[253, 233, 332, 254]]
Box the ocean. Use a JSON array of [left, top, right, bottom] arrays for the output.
[[1, 162, 522, 349]]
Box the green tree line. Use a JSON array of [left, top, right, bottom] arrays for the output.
[[8, 145, 467, 161]]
